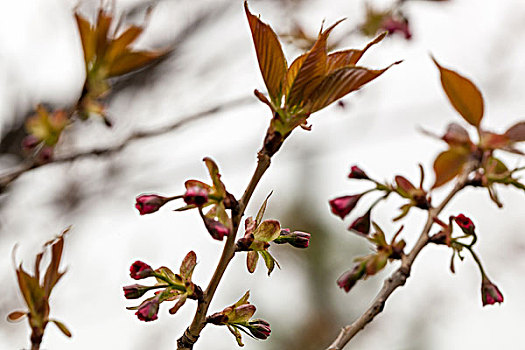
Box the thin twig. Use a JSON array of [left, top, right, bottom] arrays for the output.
[[0, 96, 252, 193], [326, 162, 478, 350], [177, 150, 273, 349]]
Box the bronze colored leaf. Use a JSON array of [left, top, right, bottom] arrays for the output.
[[180, 251, 197, 281], [75, 13, 96, 65], [287, 20, 344, 107], [95, 8, 113, 60], [50, 319, 72, 337], [255, 192, 272, 227], [432, 147, 470, 188], [7, 311, 26, 322], [43, 233, 65, 297], [247, 251, 258, 273], [253, 219, 280, 242], [326, 32, 387, 73], [107, 50, 164, 78], [106, 25, 144, 63], [432, 57, 484, 127], [505, 121, 525, 142], [306, 64, 398, 113], [395, 176, 416, 197], [283, 53, 307, 99], [244, 1, 287, 104]]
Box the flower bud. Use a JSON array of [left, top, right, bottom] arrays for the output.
[[123, 284, 150, 299], [288, 231, 310, 248], [381, 16, 412, 40], [183, 186, 209, 206], [21, 135, 40, 151], [454, 214, 475, 235], [348, 211, 371, 236], [337, 263, 366, 293], [130, 261, 154, 280], [202, 216, 230, 241], [37, 146, 54, 164], [481, 277, 504, 306], [135, 298, 159, 322], [348, 166, 369, 180], [329, 195, 362, 220], [248, 319, 271, 340], [135, 194, 169, 215]]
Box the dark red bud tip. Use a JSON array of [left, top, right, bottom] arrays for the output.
[[37, 146, 54, 164], [135, 194, 169, 215], [381, 17, 412, 40], [21, 135, 40, 151], [337, 264, 366, 293], [481, 278, 504, 306], [203, 217, 230, 241], [248, 319, 271, 339], [135, 299, 159, 322], [348, 166, 369, 180], [183, 186, 209, 206], [454, 214, 476, 235], [130, 261, 154, 280], [348, 211, 371, 236], [123, 284, 149, 299], [289, 231, 310, 248], [329, 195, 362, 220]]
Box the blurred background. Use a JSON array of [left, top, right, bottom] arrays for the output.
[[0, 0, 524, 349]]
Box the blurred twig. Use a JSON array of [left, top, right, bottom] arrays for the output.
[[0, 96, 253, 193]]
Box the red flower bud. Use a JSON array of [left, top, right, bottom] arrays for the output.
[[135, 298, 159, 322], [135, 194, 169, 215], [481, 277, 504, 306], [183, 186, 209, 206], [337, 263, 366, 293], [248, 319, 271, 339], [348, 211, 371, 236], [37, 146, 54, 164], [329, 195, 362, 220], [130, 261, 154, 280], [21, 135, 40, 151], [289, 231, 310, 248], [381, 16, 412, 40], [348, 166, 369, 180], [454, 214, 476, 235], [202, 216, 230, 241], [123, 284, 150, 299]]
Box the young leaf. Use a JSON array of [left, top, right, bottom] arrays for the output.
[[253, 220, 280, 242], [244, 1, 287, 104], [7, 311, 26, 322], [108, 51, 164, 77], [255, 192, 272, 227], [504, 121, 525, 142], [325, 32, 387, 72], [432, 147, 470, 188], [259, 250, 279, 276], [432, 57, 484, 127], [227, 324, 245, 347], [247, 251, 259, 273], [50, 319, 72, 337], [180, 251, 197, 282]]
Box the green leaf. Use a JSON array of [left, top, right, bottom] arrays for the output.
[[432, 57, 484, 127], [50, 319, 72, 337], [227, 324, 245, 347], [253, 220, 280, 242], [203, 157, 227, 197], [432, 147, 470, 188], [255, 192, 272, 227], [259, 250, 279, 276]]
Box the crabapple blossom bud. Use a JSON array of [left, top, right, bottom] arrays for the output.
[[329, 195, 362, 220], [348, 166, 369, 180], [288, 231, 310, 248], [123, 284, 150, 299], [135, 298, 159, 322], [337, 263, 366, 293], [248, 319, 271, 339], [481, 277, 504, 306], [135, 194, 170, 215], [130, 261, 154, 280], [454, 214, 475, 235], [183, 186, 209, 206], [381, 16, 412, 40], [202, 216, 230, 241], [348, 211, 371, 236], [21, 135, 40, 151]]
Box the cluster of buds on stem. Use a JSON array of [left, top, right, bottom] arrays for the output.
[[123, 252, 203, 322], [207, 291, 271, 346]]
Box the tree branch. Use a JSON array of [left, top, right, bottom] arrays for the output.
[[177, 149, 273, 349], [326, 162, 479, 350], [0, 96, 252, 193]]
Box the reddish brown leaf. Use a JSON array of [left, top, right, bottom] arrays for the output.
[[247, 251, 258, 273], [287, 20, 344, 107], [50, 319, 72, 337], [106, 25, 144, 62], [283, 53, 307, 99], [432, 57, 484, 127], [75, 13, 96, 65], [95, 9, 113, 60], [245, 2, 287, 104], [326, 32, 387, 73], [306, 63, 398, 113], [43, 234, 65, 297], [180, 251, 197, 281], [504, 121, 525, 142], [395, 175, 416, 197], [108, 50, 164, 78], [432, 147, 470, 188], [7, 311, 26, 322]]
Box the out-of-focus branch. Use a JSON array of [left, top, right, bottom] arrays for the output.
[[0, 96, 252, 193], [326, 161, 479, 350]]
